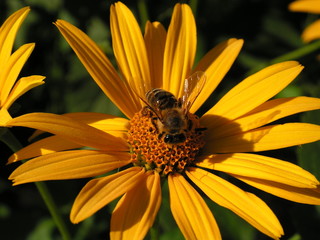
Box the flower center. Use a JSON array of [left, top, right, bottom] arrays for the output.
[[127, 107, 206, 176]]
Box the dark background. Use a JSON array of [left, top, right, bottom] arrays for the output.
[[0, 0, 319, 239]]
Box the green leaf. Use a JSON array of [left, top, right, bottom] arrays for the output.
[[263, 15, 302, 48], [27, 218, 55, 240]]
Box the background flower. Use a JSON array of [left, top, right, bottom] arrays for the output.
[[0, 7, 45, 125], [289, 0, 320, 42], [1, 1, 320, 239]]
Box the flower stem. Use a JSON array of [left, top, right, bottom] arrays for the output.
[[0, 128, 71, 240], [270, 39, 320, 64], [33, 181, 71, 240], [247, 39, 320, 75]]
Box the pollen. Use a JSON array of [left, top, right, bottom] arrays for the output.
[[127, 107, 206, 176]]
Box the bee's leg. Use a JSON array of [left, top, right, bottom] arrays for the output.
[[148, 116, 158, 133], [158, 132, 164, 140], [195, 127, 207, 132], [141, 106, 148, 115], [187, 119, 193, 131]]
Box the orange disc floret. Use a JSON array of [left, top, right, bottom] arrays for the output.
[[127, 107, 205, 176]]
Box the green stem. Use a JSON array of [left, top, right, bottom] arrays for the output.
[[0, 128, 71, 240], [270, 39, 320, 64], [247, 39, 320, 75]]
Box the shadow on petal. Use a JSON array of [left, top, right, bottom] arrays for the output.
[[200, 114, 255, 155]]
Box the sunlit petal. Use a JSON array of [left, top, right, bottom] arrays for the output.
[[7, 135, 82, 163], [197, 153, 319, 188], [204, 123, 320, 153], [9, 150, 131, 184], [168, 173, 221, 240], [0, 43, 35, 105], [289, 0, 320, 14], [111, 171, 161, 240], [187, 168, 283, 239], [0, 7, 30, 70], [202, 61, 303, 129], [302, 19, 320, 43], [7, 113, 128, 151], [208, 97, 320, 139], [110, 2, 151, 97], [64, 112, 129, 132], [163, 4, 196, 97], [144, 21, 166, 89], [55, 20, 138, 118], [0, 108, 12, 126], [64, 112, 128, 139], [3, 75, 45, 109], [71, 167, 145, 223], [235, 176, 320, 205], [191, 39, 243, 112]]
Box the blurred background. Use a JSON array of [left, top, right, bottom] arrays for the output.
[[0, 0, 319, 239]]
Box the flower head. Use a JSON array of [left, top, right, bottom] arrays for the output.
[[289, 0, 320, 42], [7, 2, 320, 239], [0, 7, 45, 125]]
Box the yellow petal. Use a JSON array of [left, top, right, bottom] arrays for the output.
[[111, 171, 161, 240], [234, 176, 320, 205], [289, 0, 320, 14], [7, 135, 82, 163], [204, 123, 320, 153], [163, 4, 196, 97], [7, 113, 128, 151], [207, 97, 320, 139], [29, 114, 122, 140], [187, 168, 283, 239], [8, 113, 129, 163], [197, 153, 319, 188], [71, 167, 145, 223], [0, 7, 30, 69], [64, 112, 129, 132], [168, 173, 221, 240], [9, 150, 131, 184], [0, 108, 12, 126], [64, 112, 129, 139], [144, 21, 166, 89], [110, 2, 151, 97], [202, 61, 303, 129], [302, 19, 320, 43], [3, 75, 45, 109], [191, 39, 243, 113], [55, 20, 139, 118], [0, 43, 35, 105]]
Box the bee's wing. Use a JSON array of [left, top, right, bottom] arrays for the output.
[[181, 71, 206, 114]]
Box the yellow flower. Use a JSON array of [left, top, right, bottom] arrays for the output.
[[0, 7, 45, 125], [289, 0, 320, 42], [6, 2, 320, 239]]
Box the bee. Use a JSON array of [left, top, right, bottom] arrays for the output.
[[144, 71, 206, 144]]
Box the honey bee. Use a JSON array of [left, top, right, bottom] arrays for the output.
[[144, 71, 206, 144]]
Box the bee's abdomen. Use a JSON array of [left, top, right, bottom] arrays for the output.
[[146, 88, 178, 110]]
